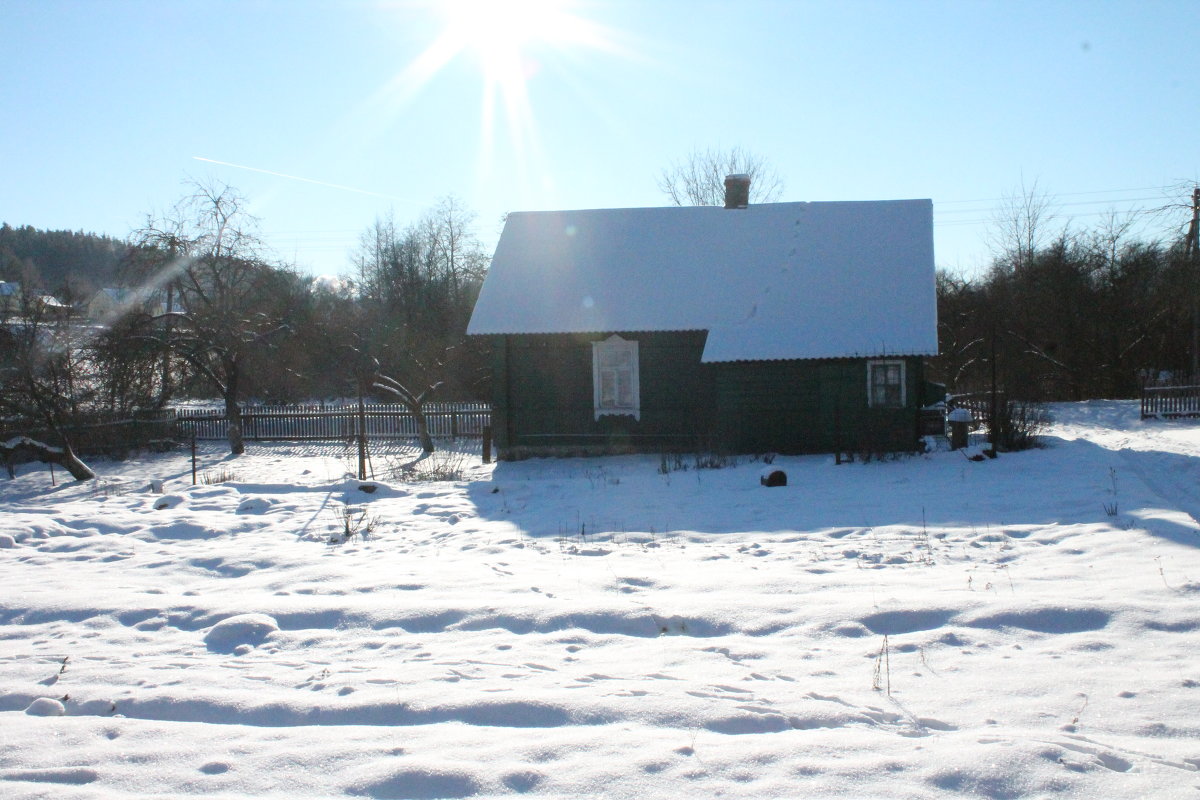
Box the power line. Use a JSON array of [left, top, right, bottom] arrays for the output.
[[936, 194, 1173, 218], [936, 184, 1179, 206], [935, 209, 1172, 228]]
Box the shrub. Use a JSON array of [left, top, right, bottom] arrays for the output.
[[989, 399, 1051, 451], [387, 449, 469, 482]]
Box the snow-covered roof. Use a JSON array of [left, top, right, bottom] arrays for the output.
[[467, 199, 937, 362]]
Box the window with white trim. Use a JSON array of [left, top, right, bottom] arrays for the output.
[[867, 360, 905, 408], [593, 335, 640, 420]]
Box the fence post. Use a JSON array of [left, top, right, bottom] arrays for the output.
[[357, 391, 367, 481], [191, 434, 197, 485], [482, 425, 492, 464], [452, 412, 459, 439]]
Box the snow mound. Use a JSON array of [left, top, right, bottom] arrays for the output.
[[203, 613, 280, 653], [153, 494, 185, 510], [341, 479, 408, 500], [348, 766, 480, 799], [150, 521, 221, 539], [0, 534, 14, 548], [236, 497, 274, 514], [25, 697, 66, 716]]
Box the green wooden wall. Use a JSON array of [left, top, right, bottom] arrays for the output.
[[712, 359, 925, 454], [489, 332, 926, 457], [492, 331, 714, 453]]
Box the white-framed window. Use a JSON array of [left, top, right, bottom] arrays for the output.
[[593, 334, 640, 420], [867, 360, 906, 408]]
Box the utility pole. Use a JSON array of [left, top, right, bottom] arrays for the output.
[[989, 319, 999, 455], [158, 236, 178, 407], [1186, 187, 1200, 380]]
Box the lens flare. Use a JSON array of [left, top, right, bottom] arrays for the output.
[[361, 0, 630, 188]]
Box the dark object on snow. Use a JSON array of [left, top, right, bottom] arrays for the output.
[[2, 436, 95, 481], [356, 483, 378, 494], [948, 408, 972, 450], [760, 469, 787, 487]]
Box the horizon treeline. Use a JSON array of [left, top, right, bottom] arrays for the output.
[[3, 199, 1198, 409], [0, 223, 129, 302], [934, 228, 1196, 400], [0, 196, 492, 413]]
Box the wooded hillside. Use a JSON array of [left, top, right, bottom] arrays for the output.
[[0, 223, 130, 297]]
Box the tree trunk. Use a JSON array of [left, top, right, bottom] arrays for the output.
[[224, 395, 245, 455], [3, 436, 95, 481], [222, 359, 245, 455], [158, 282, 174, 407], [372, 374, 440, 455], [413, 405, 434, 454]]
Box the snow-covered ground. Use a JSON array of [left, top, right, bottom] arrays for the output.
[[2, 402, 1199, 799]]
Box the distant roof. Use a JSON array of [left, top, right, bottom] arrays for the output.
[[467, 199, 937, 362], [91, 286, 180, 314], [99, 287, 130, 303]]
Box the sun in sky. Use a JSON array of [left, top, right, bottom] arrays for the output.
[[438, 0, 584, 88], [367, 0, 626, 182]]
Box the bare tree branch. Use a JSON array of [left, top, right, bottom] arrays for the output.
[[658, 146, 785, 206]]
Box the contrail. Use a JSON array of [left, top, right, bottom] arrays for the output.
[[192, 156, 405, 201]]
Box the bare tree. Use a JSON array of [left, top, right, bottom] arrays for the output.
[[658, 146, 785, 206], [932, 269, 985, 392], [350, 199, 490, 403], [353, 199, 488, 321], [131, 181, 291, 455], [373, 368, 443, 454], [987, 179, 1059, 273], [0, 284, 95, 480]]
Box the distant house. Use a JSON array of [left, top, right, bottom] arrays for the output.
[[37, 294, 71, 319], [86, 287, 175, 322], [0, 281, 19, 317], [0, 282, 71, 320], [467, 177, 940, 459]]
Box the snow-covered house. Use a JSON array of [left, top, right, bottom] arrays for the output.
[[0, 281, 19, 317], [0, 282, 71, 320], [36, 294, 71, 319], [467, 177, 940, 458]]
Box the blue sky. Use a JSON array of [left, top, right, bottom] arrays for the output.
[[3, 0, 1198, 279]]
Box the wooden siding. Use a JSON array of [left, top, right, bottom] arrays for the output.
[[490, 332, 924, 456], [494, 331, 714, 453], [714, 359, 923, 454]]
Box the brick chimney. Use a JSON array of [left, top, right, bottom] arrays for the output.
[[724, 174, 751, 209]]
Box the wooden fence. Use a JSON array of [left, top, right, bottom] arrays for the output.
[[1140, 385, 1200, 419], [0, 409, 178, 456], [173, 402, 492, 441], [946, 391, 1005, 429]]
